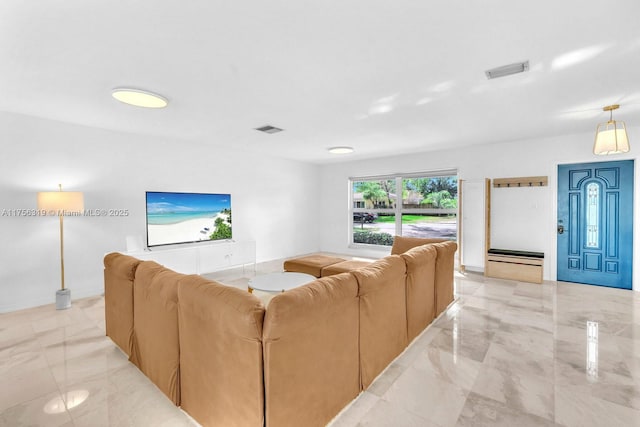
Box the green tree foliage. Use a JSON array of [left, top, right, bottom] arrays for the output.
[[421, 190, 457, 208], [378, 179, 395, 208], [355, 180, 394, 208], [210, 209, 232, 239], [440, 198, 457, 209], [355, 181, 386, 206], [410, 177, 458, 198], [221, 208, 232, 224], [210, 222, 232, 240], [404, 176, 458, 209]]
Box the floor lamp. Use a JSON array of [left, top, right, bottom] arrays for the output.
[[37, 184, 84, 310]]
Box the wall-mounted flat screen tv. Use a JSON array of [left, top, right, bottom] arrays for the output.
[[146, 191, 232, 248]]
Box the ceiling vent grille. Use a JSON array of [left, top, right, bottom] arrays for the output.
[[485, 61, 530, 79], [255, 125, 284, 134]]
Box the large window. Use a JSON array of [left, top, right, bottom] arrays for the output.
[[350, 172, 458, 246]]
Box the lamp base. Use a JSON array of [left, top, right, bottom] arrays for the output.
[[56, 288, 71, 310]]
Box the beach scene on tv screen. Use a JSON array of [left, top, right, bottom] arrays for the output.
[[146, 192, 231, 247]]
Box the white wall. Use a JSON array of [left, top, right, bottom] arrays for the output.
[[319, 129, 640, 291], [460, 179, 486, 271], [0, 112, 321, 312]]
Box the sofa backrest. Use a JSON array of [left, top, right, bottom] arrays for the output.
[[431, 241, 458, 316], [401, 244, 438, 342], [262, 272, 360, 427], [179, 275, 266, 427], [390, 235, 448, 255], [130, 261, 182, 405], [103, 252, 140, 356], [352, 255, 407, 389], [389, 236, 458, 318]]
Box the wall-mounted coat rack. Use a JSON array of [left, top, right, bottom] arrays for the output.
[[492, 176, 548, 188]]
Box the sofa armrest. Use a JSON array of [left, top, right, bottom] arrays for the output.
[[401, 245, 437, 341], [103, 252, 140, 356], [130, 261, 182, 405], [353, 255, 407, 389]]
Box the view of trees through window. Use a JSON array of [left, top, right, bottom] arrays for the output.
[[351, 174, 457, 246]]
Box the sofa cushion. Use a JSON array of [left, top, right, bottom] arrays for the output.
[[103, 252, 141, 356], [390, 235, 448, 255], [130, 261, 182, 405], [179, 275, 265, 427], [283, 254, 345, 277], [432, 241, 458, 316], [352, 255, 407, 389], [401, 245, 437, 341], [263, 273, 359, 427], [320, 259, 372, 277]]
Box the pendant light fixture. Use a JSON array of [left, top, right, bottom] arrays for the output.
[[593, 104, 630, 155]]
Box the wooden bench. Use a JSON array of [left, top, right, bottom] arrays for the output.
[[486, 249, 544, 284]]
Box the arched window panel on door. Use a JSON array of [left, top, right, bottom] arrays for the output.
[[585, 182, 600, 249]]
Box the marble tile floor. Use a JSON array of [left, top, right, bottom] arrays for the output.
[[2, 260, 640, 426], [330, 273, 640, 427]]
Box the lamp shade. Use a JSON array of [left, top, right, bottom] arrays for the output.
[[594, 122, 630, 155], [37, 191, 84, 214], [594, 104, 630, 155]]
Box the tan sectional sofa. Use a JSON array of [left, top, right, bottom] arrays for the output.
[[103, 237, 456, 427], [178, 275, 266, 426], [129, 261, 182, 405], [353, 255, 408, 389], [401, 244, 438, 341], [389, 238, 457, 317], [263, 273, 360, 426], [103, 252, 140, 356]]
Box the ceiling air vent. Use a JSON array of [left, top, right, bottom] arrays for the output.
[[255, 125, 284, 134], [485, 61, 530, 79]]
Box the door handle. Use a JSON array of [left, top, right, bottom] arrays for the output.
[[557, 225, 564, 234]]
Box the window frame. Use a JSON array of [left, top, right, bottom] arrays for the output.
[[349, 170, 458, 248]]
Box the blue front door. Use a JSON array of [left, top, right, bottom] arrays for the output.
[[557, 160, 633, 289]]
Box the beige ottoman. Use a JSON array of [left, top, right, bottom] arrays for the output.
[[283, 254, 345, 278], [321, 260, 373, 277]]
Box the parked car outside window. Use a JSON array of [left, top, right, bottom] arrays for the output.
[[353, 212, 377, 223]]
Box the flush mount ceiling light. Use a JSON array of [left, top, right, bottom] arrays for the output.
[[255, 125, 284, 134], [594, 104, 630, 155], [112, 88, 168, 108], [328, 146, 354, 154], [485, 61, 530, 79]]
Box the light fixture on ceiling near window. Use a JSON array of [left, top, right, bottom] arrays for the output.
[[328, 146, 354, 154], [112, 88, 168, 108], [594, 104, 630, 155], [485, 61, 529, 79]]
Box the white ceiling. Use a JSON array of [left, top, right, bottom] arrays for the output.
[[2, 1, 640, 164]]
